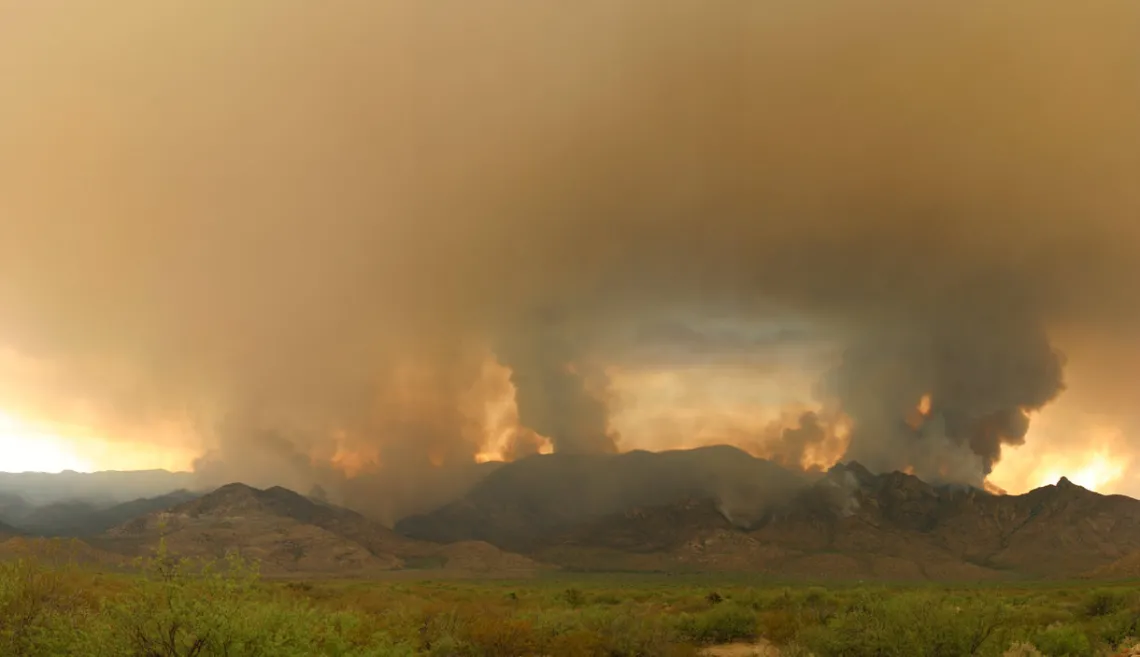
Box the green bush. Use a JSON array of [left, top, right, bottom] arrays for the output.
[[1081, 589, 1130, 618], [1030, 624, 1092, 657], [676, 602, 758, 644], [758, 608, 802, 645], [0, 557, 91, 656], [1088, 608, 1140, 648], [22, 538, 418, 657], [799, 593, 1006, 657], [560, 587, 587, 608]]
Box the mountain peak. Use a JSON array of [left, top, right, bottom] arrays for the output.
[[176, 482, 265, 517], [1052, 476, 1091, 496], [824, 460, 876, 486]]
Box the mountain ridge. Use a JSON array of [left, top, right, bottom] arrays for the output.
[[401, 454, 1140, 580], [97, 481, 539, 576], [1, 448, 1137, 581]]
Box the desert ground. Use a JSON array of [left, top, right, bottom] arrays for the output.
[[4, 541, 1140, 657]]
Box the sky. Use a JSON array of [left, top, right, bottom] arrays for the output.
[[1, 1, 1139, 508]]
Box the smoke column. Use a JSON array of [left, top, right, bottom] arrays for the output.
[[1, 0, 1139, 508]]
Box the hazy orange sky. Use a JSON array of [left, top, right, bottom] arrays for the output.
[[1, 1, 1139, 507], [0, 354, 1134, 499]]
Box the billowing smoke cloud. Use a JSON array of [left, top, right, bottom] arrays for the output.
[[1, 0, 1140, 513], [762, 412, 834, 472], [827, 308, 1067, 484], [494, 309, 617, 454]]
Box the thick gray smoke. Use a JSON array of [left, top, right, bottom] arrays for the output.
[[828, 297, 1067, 483], [2, 0, 1140, 511], [494, 309, 618, 454]]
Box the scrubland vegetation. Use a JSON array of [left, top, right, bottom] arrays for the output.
[[2, 541, 1140, 656]]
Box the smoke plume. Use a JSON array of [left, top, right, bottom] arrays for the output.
[[2, 0, 1140, 511]]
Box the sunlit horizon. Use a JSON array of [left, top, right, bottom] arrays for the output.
[[0, 410, 196, 474], [0, 411, 96, 473], [0, 401, 1134, 504]]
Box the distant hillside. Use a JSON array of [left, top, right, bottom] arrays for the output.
[[7, 490, 201, 537], [398, 452, 1140, 580], [5, 447, 1139, 581], [0, 469, 196, 506], [96, 482, 539, 576], [396, 445, 810, 551], [0, 517, 20, 540], [0, 491, 33, 527], [754, 463, 1140, 579]]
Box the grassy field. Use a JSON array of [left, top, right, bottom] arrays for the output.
[[2, 541, 1139, 656]]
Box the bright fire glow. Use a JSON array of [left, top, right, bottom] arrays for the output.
[[1036, 450, 1126, 492], [906, 393, 934, 429], [989, 411, 1133, 496], [328, 446, 376, 477]]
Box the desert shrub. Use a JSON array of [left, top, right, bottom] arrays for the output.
[[561, 587, 587, 608], [578, 604, 695, 656], [1087, 607, 1140, 648], [415, 604, 464, 652], [97, 541, 264, 655], [1080, 589, 1131, 618], [676, 602, 758, 644], [1002, 642, 1043, 657], [542, 628, 608, 657], [798, 593, 1007, 657], [758, 608, 802, 645], [0, 557, 93, 656], [457, 613, 539, 657], [90, 539, 414, 657], [593, 591, 623, 605], [1028, 624, 1092, 657]]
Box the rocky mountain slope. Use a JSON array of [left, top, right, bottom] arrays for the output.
[[400, 455, 1140, 580], [3, 447, 1139, 581], [752, 462, 1140, 579], [95, 482, 538, 576], [396, 446, 810, 551]]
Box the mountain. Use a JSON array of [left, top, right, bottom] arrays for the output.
[[0, 470, 196, 507], [0, 517, 20, 540], [774, 464, 1140, 579], [97, 483, 538, 576], [8, 490, 202, 537], [4, 448, 1138, 581], [399, 453, 1140, 580], [396, 445, 811, 551], [0, 492, 34, 527]]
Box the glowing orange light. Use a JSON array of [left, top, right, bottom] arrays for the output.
[[328, 441, 378, 478], [983, 480, 1007, 495], [1035, 450, 1125, 492], [906, 393, 934, 430]]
